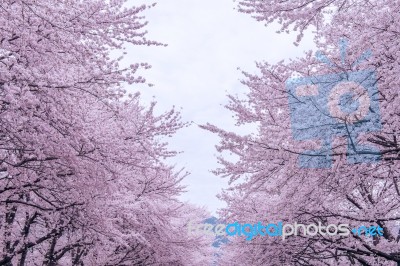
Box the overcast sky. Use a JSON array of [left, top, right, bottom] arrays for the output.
[[124, 0, 315, 215]]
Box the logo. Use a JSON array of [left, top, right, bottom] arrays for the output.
[[286, 39, 381, 168], [188, 220, 384, 241]]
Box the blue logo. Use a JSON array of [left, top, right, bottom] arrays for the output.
[[188, 220, 384, 241], [351, 225, 384, 237], [286, 40, 381, 168]]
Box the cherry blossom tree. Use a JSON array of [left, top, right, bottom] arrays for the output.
[[204, 0, 399, 265], [0, 0, 213, 265]]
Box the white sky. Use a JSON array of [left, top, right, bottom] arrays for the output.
[[124, 0, 315, 215]]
